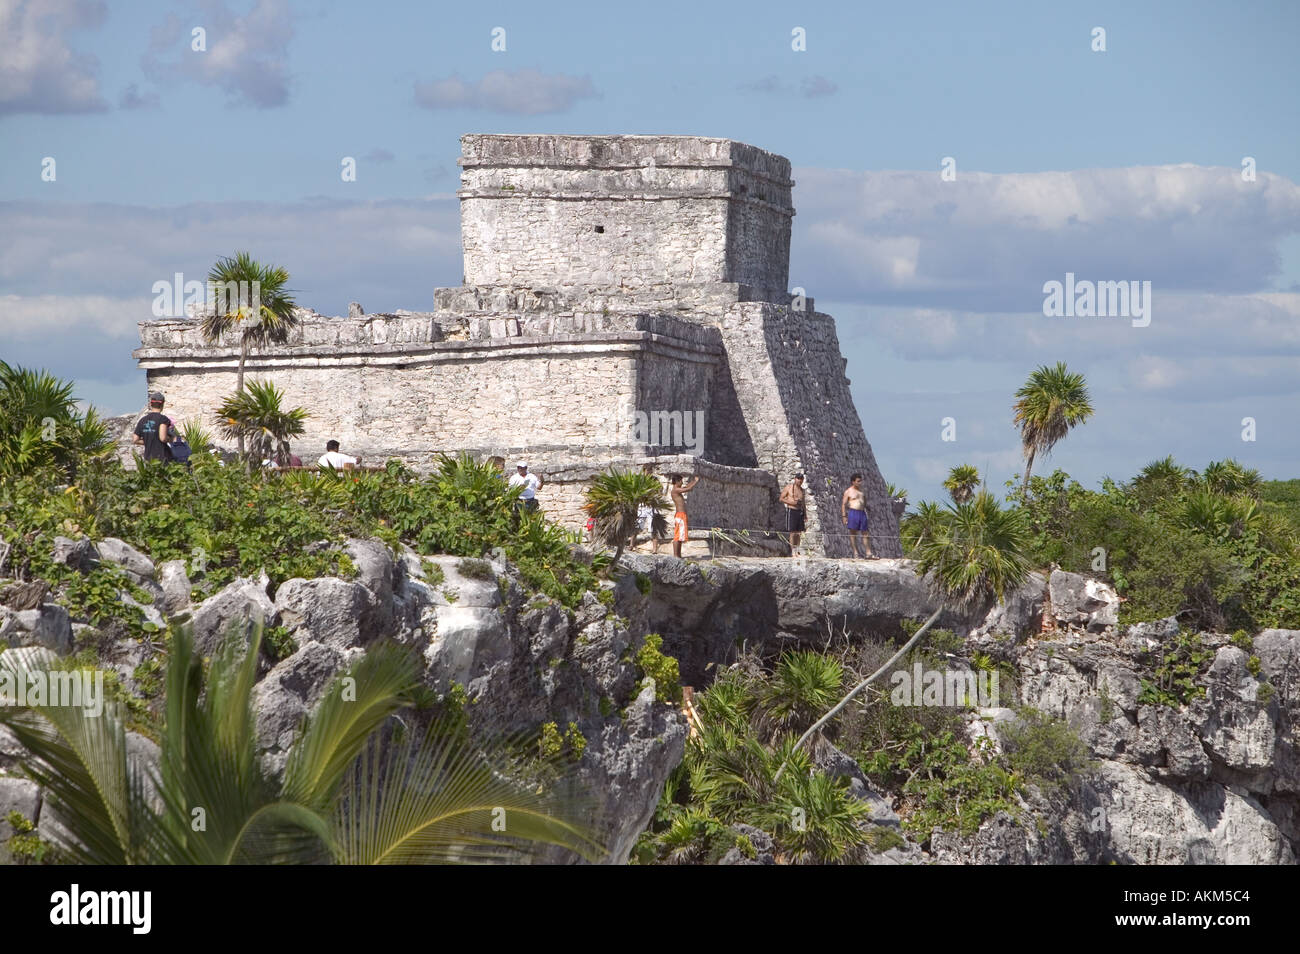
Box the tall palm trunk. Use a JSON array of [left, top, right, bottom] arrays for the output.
[[236, 336, 249, 457], [1020, 447, 1037, 493]]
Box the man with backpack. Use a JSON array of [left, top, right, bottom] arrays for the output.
[[132, 392, 176, 464]]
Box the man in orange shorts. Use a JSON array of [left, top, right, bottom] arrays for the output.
[[668, 473, 700, 558]]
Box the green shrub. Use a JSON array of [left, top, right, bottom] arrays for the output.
[[1001, 708, 1093, 791], [0, 451, 603, 611], [537, 721, 587, 761], [421, 560, 445, 586], [1014, 468, 1300, 630], [262, 624, 297, 664], [457, 557, 494, 580], [864, 825, 905, 853], [926, 627, 964, 655], [634, 634, 681, 705], [4, 811, 53, 865], [1137, 631, 1213, 707]]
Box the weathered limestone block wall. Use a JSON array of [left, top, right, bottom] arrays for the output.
[[135, 312, 722, 465], [458, 134, 793, 302], [713, 302, 902, 557]]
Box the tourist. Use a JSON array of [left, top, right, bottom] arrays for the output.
[[669, 473, 700, 558], [780, 472, 807, 556], [132, 392, 175, 464], [489, 455, 507, 481], [633, 502, 652, 552], [264, 443, 304, 470], [319, 440, 359, 470], [643, 464, 663, 554], [842, 473, 873, 559], [508, 461, 543, 517]]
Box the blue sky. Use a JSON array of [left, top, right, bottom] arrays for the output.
[[2, 0, 1298, 503]]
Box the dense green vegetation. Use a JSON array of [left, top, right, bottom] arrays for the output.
[[634, 646, 1091, 862], [1004, 462, 1300, 629], [0, 452, 605, 610], [0, 361, 112, 481]]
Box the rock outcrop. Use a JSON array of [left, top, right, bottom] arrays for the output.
[[3, 529, 1295, 866]]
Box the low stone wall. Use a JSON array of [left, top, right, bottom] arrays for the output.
[[498, 453, 778, 545]]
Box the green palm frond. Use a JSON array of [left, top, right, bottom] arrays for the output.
[[1, 622, 602, 865], [333, 715, 606, 864], [215, 380, 308, 466], [1202, 459, 1263, 498], [202, 251, 298, 346], [582, 468, 670, 566], [943, 464, 981, 504], [900, 500, 949, 555], [280, 644, 419, 809], [0, 649, 161, 864], [757, 652, 844, 736], [0, 361, 110, 479], [914, 490, 1032, 611]]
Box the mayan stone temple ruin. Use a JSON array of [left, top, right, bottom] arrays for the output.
[[133, 134, 901, 557]]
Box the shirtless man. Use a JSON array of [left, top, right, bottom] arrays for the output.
[[780, 473, 806, 556], [668, 473, 700, 558], [841, 473, 873, 559]]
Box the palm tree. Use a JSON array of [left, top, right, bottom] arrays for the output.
[[943, 464, 981, 504], [0, 361, 111, 480], [201, 252, 299, 455], [1202, 459, 1262, 499], [1012, 362, 1094, 492], [582, 468, 670, 568], [215, 380, 307, 470], [899, 500, 947, 555], [0, 625, 602, 864], [775, 490, 1030, 779], [757, 651, 844, 739]]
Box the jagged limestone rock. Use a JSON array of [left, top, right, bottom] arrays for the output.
[[190, 574, 274, 656], [158, 560, 192, 616], [93, 537, 156, 585], [273, 577, 372, 653]]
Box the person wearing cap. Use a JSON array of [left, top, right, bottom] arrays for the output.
[[508, 461, 543, 518], [133, 392, 175, 464], [780, 472, 807, 556]]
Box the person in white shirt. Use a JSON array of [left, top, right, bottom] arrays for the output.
[[507, 461, 543, 519], [318, 439, 360, 470]]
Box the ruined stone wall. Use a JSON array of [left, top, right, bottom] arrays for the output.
[[136, 312, 721, 466], [458, 134, 793, 302], [532, 454, 776, 542]]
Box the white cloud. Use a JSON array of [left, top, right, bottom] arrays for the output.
[[0, 0, 107, 115], [0, 293, 141, 339], [142, 0, 294, 108], [414, 69, 597, 115], [793, 164, 1300, 308]]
